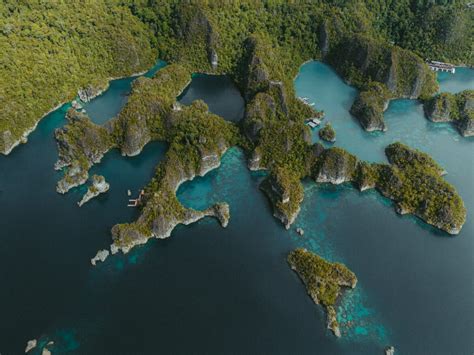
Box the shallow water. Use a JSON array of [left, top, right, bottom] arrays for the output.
[[294, 61, 474, 354], [0, 60, 472, 354]]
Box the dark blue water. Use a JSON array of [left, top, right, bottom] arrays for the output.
[[0, 60, 472, 354], [178, 74, 245, 122], [84, 60, 167, 124]]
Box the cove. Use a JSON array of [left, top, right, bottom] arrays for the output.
[[178, 74, 245, 122], [0, 59, 472, 355], [84, 60, 167, 125]]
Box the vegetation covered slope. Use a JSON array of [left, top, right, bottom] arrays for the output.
[[424, 90, 474, 137], [288, 248, 357, 337], [49, 1, 468, 240], [0, 1, 156, 154], [305, 142, 466, 235], [2, 0, 472, 154], [55, 64, 239, 253]]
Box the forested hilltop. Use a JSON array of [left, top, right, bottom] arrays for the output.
[[0, 1, 157, 154], [129, 0, 473, 69], [1, 0, 472, 154]]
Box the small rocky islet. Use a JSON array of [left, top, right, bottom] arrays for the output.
[[424, 90, 474, 137], [78, 175, 109, 207], [288, 248, 357, 337], [318, 123, 336, 142]]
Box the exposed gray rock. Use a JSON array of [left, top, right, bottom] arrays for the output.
[[319, 21, 330, 58], [260, 169, 303, 230], [269, 80, 289, 117], [209, 48, 218, 69], [54, 110, 113, 193], [248, 149, 264, 171], [56, 160, 89, 194], [25, 339, 37, 353], [350, 83, 390, 132], [78, 84, 107, 103], [71, 100, 82, 110], [0, 130, 14, 155], [319, 123, 336, 142], [314, 148, 358, 184], [78, 175, 109, 207], [91, 249, 109, 266], [424, 93, 453, 122], [457, 117, 474, 137], [424, 90, 473, 137], [111, 202, 230, 254], [116, 114, 151, 157], [327, 306, 341, 337], [458, 94, 474, 136], [328, 34, 437, 102]]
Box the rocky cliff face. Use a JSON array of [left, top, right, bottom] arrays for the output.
[[78, 175, 109, 207], [457, 116, 474, 137], [328, 35, 437, 100], [454, 92, 473, 137], [239, 37, 271, 101], [318, 21, 330, 58], [77, 84, 109, 103], [313, 148, 358, 184], [350, 82, 390, 131], [56, 160, 90, 194], [55, 65, 193, 196], [0, 130, 15, 155], [55, 109, 114, 193], [424, 92, 454, 122], [173, 4, 220, 71], [237, 35, 314, 178], [424, 90, 474, 137], [261, 167, 304, 229]]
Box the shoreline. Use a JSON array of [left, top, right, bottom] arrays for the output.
[[2, 102, 68, 156], [2, 66, 156, 156]]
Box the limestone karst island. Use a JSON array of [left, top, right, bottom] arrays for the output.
[[0, 1, 473, 354]]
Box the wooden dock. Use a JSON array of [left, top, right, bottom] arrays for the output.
[[305, 118, 321, 129], [427, 60, 455, 74], [127, 190, 145, 207]]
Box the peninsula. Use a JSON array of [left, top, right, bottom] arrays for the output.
[[288, 248, 357, 337]]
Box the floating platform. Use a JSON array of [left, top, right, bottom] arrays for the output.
[[427, 60, 455, 74], [305, 117, 321, 129]]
